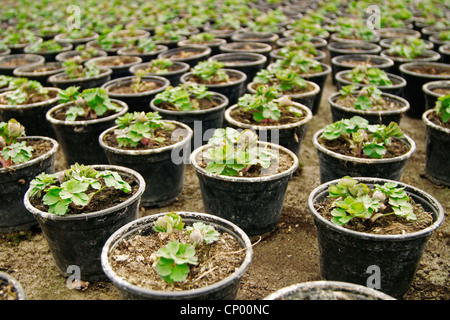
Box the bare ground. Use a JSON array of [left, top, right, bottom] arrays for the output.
[[0, 65, 449, 301]]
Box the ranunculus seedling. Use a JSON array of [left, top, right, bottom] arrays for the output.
[[435, 94, 450, 123], [153, 83, 214, 111], [0, 119, 33, 168]]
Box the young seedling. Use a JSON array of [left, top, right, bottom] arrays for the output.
[[271, 51, 323, 75], [327, 176, 416, 226], [26, 39, 63, 52], [62, 58, 101, 79], [0, 119, 33, 168], [435, 94, 450, 124], [114, 111, 173, 147], [188, 32, 217, 44], [129, 38, 157, 53], [348, 66, 393, 87], [203, 127, 277, 176], [153, 83, 214, 111], [320, 116, 404, 159], [29, 163, 132, 216], [387, 37, 428, 59], [191, 60, 229, 84], [58, 86, 121, 121], [142, 58, 174, 74], [253, 68, 307, 92], [185, 222, 220, 246], [338, 85, 387, 111], [3, 78, 49, 105]]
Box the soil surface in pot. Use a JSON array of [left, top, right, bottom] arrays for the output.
[[432, 88, 450, 95], [0, 278, 18, 300], [427, 111, 450, 130], [0, 58, 35, 67], [318, 136, 410, 159], [107, 80, 161, 94], [250, 81, 316, 96], [0, 66, 448, 301], [102, 123, 188, 150], [95, 56, 138, 67], [187, 74, 240, 85], [155, 96, 220, 111], [0, 89, 57, 105], [316, 196, 434, 235], [109, 227, 245, 291], [335, 95, 403, 111], [30, 64, 62, 73], [404, 65, 450, 76], [338, 59, 384, 67], [230, 105, 309, 127]]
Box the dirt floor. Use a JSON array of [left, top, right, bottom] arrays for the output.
[[0, 56, 449, 300]]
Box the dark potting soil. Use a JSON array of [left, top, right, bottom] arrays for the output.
[[427, 110, 450, 130], [95, 56, 138, 66], [109, 227, 246, 292], [167, 50, 203, 59], [51, 103, 120, 121], [107, 80, 160, 94], [0, 58, 33, 67], [155, 97, 220, 111], [29, 175, 139, 215], [315, 195, 434, 235], [335, 95, 403, 111], [404, 65, 450, 76], [230, 105, 308, 127], [102, 123, 189, 150], [32, 65, 62, 73], [250, 81, 316, 96], [0, 89, 57, 105], [0, 279, 18, 300], [318, 136, 410, 159], [144, 63, 184, 74], [187, 74, 240, 85], [339, 59, 380, 67], [26, 138, 54, 160], [432, 88, 450, 95]]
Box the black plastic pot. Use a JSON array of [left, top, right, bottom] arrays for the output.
[[46, 99, 128, 165], [439, 44, 450, 64], [154, 35, 188, 50], [375, 27, 421, 40], [23, 164, 145, 282], [208, 52, 267, 87], [224, 103, 313, 157], [89, 55, 142, 80], [269, 48, 326, 63], [48, 68, 112, 90], [328, 91, 410, 125], [247, 80, 320, 112], [276, 36, 328, 50], [0, 272, 26, 300], [331, 54, 394, 86], [13, 62, 64, 86], [0, 54, 45, 76], [0, 136, 58, 233], [313, 129, 416, 183], [99, 121, 193, 207], [129, 61, 190, 87], [421, 25, 450, 40], [150, 92, 229, 150], [0, 48, 11, 57], [86, 40, 127, 56], [380, 49, 441, 76], [330, 32, 380, 44], [101, 211, 253, 300], [55, 49, 108, 63], [327, 42, 382, 60], [117, 45, 169, 62], [335, 70, 407, 97], [178, 38, 227, 56], [190, 142, 299, 237], [422, 109, 450, 186], [307, 177, 445, 298], [399, 62, 450, 119], [157, 45, 212, 67], [0, 87, 60, 138], [54, 31, 99, 46], [101, 75, 170, 113], [6, 37, 43, 54], [231, 31, 279, 47], [180, 68, 246, 105], [203, 22, 240, 42], [219, 42, 273, 62], [23, 42, 73, 62], [428, 33, 450, 51], [379, 38, 434, 50], [423, 80, 450, 110], [264, 281, 395, 300]]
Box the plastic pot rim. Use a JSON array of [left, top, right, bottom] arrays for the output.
[[99, 120, 193, 156], [23, 41, 73, 55], [375, 27, 421, 38], [422, 80, 450, 98], [0, 87, 61, 110], [268, 62, 331, 78], [157, 45, 212, 62], [54, 32, 99, 44], [0, 54, 45, 68], [219, 41, 273, 53], [47, 67, 112, 84], [247, 80, 320, 99], [0, 271, 26, 300], [399, 61, 450, 79], [101, 75, 170, 98], [129, 61, 190, 76], [327, 42, 381, 55], [88, 55, 143, 70], [117, 44, 168, 56], [307, 176, 445, 241], [270, 48, 327, 61], [100, 211, 253, 299], [335, 70, 407, 89], [23, 164, 146, 222], [276, 36, 327, 48], [55, 49, 108, 62], [330, 32, 380, 43], [46, 98, 128, 126], [422, 109, 450, 134], [190, 140, 299, 183], [380, 49, 441, 63], [328, 91, 410, 116], [13, 62, 63, 77], [180, 68, 247, 88], [0, 136, 59, 174], [379, 38, 434, 50], [438, 44, 450, 55], [208, 52, 268, 67], [224, 102, 313, 131], [331, 54, 394, 69], [177, 38, 227, 48]]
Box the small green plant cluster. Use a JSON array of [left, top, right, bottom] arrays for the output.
[[58, 86, 121, 121], [191, 60, 229, 83], [141, 58, 174, 74], [0, 28, 36, 46], [153, 24, 184, 42], [0, 119, 33, 168], [0, 75, 17, 90], [387, 37, 428, 59], [188, 32, 217, 44], [96, 34, 124, 50], [253, 67, 307, 92], [153, 83, 214, 111], [62, 58, 101, 79], [271, 52, 323, 75], [437, 30, 450, 41], [435, 94, 450, 124], [63, 28, 95, 40], [2, 78, 49, 105], [347, 66, 393, 86], [336, 21, 376, 41], [278, 40, 318, 59], [73, 45, 102, 60], [246, 8, 288, 33], [327, 176, 416, 226], [114, 111, 173, 147], [338, 85, 387, 111], [203, 127, 277, 176], [29, 163, 132, 216], [26, 39, 63, 52], [129, 37, 157, 53], [151, 212, 219, 283], [320, 116, 405, 159]]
